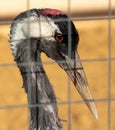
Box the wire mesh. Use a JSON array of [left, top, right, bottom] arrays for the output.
[[0, 0, 115, 130]]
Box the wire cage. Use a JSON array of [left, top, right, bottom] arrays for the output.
[[0, 0, 115, 130]]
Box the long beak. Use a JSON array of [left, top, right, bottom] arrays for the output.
[[59, 51, 98, 119]]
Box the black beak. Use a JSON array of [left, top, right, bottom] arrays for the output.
[[58, 50, 98, 119]]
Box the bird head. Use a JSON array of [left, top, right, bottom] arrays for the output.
[[9, 8, 98, 119]]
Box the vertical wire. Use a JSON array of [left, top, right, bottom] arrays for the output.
[[26, 0, 31, 104], [26, 0, 30, 9], [108, 0, 112, 130], [26, 0, 32, 129], [67, 0, 72, 129]]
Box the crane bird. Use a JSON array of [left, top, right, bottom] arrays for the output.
[[9, 8, 98, 130]]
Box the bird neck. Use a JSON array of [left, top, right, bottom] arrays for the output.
[[15, 38, 62, 130]]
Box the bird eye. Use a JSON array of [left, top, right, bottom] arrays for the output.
[[55, 33, 63, 42]]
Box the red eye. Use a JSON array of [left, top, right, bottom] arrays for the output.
[[55, 34, 63, 42]]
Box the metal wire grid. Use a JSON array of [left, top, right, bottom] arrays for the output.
[[0, 0, 114, 130]]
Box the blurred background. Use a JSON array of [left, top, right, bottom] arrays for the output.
[[0, 0, 115, 130]]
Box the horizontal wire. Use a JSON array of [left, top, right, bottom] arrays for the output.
[[0, 97, 115, 110], [0, 57, 115, 67], [0, 15, 115, 25], [0, 21, 12, 25], [73, 15, 115, 21]]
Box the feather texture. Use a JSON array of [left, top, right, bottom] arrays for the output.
[[15, 38, 62, 130]]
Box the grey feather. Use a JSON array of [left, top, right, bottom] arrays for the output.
[[15, 38, 62, 130]]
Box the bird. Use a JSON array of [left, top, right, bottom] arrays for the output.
[[9, 8, 98, 130]]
